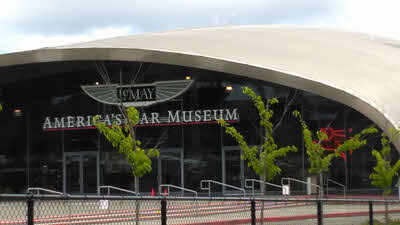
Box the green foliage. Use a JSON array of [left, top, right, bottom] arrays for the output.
[[370, 128, 400, 195], [93, 107, 159, 178], [218, 87, 297, 182], [293, 110, 377, 175]]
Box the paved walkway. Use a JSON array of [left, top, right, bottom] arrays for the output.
[[1, 200, 400, 224]]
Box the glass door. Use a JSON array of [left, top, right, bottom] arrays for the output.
[[157, 148, 182, 194], [65, 155, 81, 193], [64, 152, 99, 194], [222, 146, 260, 195], [222, 146, 244, 195], [225, 150, 242, 187]]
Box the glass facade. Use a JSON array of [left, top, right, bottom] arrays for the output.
[[0, 61, 395, 194]]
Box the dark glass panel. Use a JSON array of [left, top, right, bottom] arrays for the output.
[[0, 104, 27, 193]]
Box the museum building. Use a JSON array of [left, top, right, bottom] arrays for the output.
[[0, 26, 399, 195]]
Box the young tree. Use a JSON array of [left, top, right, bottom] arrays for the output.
[[218, 87, 297, 225], [92, 62, 161, 195], [293, 110, 377, 197], [369, 128, 400, 225], [93, 107, 159, 194]]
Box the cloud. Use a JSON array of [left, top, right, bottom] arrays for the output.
[[334, 0, 400, 40], [1, 26, 136, 53], [1, 0, 340, 34], [3, 0, 400, 53]]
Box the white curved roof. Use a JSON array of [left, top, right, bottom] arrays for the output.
[[1, 25, 400, 148]]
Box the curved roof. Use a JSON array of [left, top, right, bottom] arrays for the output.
[[1, 25, 400, 148]]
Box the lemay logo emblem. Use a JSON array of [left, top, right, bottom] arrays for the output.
[[81, 80, 194, 107]]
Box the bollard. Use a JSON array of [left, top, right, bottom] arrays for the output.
[[251, 200, 256, 225], [27, 194, 34, 225], [161, 198, 167, 225], [369, 201, 373, 225], [317, 200, 323, 225]]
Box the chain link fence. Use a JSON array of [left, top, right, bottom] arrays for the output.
[[1, 194, 400, 225]]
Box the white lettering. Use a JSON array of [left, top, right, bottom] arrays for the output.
[[213, 109, 222, 120], [66, 116, 74, 128], [151, 112, 160, 124], [42, 108, 239, 131], [225, 108, 239, 121], [168, 110, 180, 122], [147, 88, 154, 99], [142, 89, 148, 99], [194, 110, 202, 122], [182, 111, 193, 122], [203, 110, 212, 121], [54, 117, 65, 128], [43, 117, 52, 129], [86, 116, 92, 126], [104, 115, 111, 126], [140, 113, 149, 124], [115, 114, 122, 125], [76, 116, 85, 127]]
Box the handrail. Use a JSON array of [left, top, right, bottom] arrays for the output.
[[324, 179, 346, 197], [200, 180, 246, 197], [281, 177, 322, 198], [159, 184, 198, 197], [245, 179, 283, 196], [27, 187, 63, 195], [98, 186, 137, 196]]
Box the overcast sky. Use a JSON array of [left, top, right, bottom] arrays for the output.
[[1, 0, 399, 54]]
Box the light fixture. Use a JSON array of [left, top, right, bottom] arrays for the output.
[[14, 109, 22, 117], [225, 85, 233, 92], [185, 76, 191, 80], [95, 82, 99, 85]]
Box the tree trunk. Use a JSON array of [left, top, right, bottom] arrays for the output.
[[135, 176, 140, 193], [135, 176, 140, 225], [319, 173, 324, 199], [260, 164, 267, 225], [384, 192, 389, 225]]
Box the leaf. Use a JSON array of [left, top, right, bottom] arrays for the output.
[[93, 106, 159, 179], [218, 87, 296, 182], [294, 111, 376, 177], [370, 128, 400, 195]]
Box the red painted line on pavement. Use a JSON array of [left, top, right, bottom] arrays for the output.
[[182, 209, 400, 225]]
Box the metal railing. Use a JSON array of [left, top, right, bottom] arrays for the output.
[[98, 185, 137, 195], [200, 180, 246, 197], [245, 179, 283, 196], [159, 184, 198, 197], [27, 187, 63, 195], [2, 194, 400, 225], [281, 177, 322, 198], [324, 179, 346, 197]]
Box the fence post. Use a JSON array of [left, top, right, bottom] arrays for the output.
[[161, 198, 167, 225], [27, 194, 34, 225], [369, 201, 373, 225], [251, 199, 256, 225], [317, 200, 323, 225]]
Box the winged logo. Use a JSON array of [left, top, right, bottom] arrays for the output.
[[81, 79, 194, 107]]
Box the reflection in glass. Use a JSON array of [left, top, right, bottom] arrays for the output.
[[66, 155, 80, 194]]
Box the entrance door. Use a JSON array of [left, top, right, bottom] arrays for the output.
[[222, 146, 259, 195], [64, 152, 99, 194], [222, 147, 244, 194], [157, 148, 182, 192]]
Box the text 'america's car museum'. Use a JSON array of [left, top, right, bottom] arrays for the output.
[[0, 26, 400, 195]]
